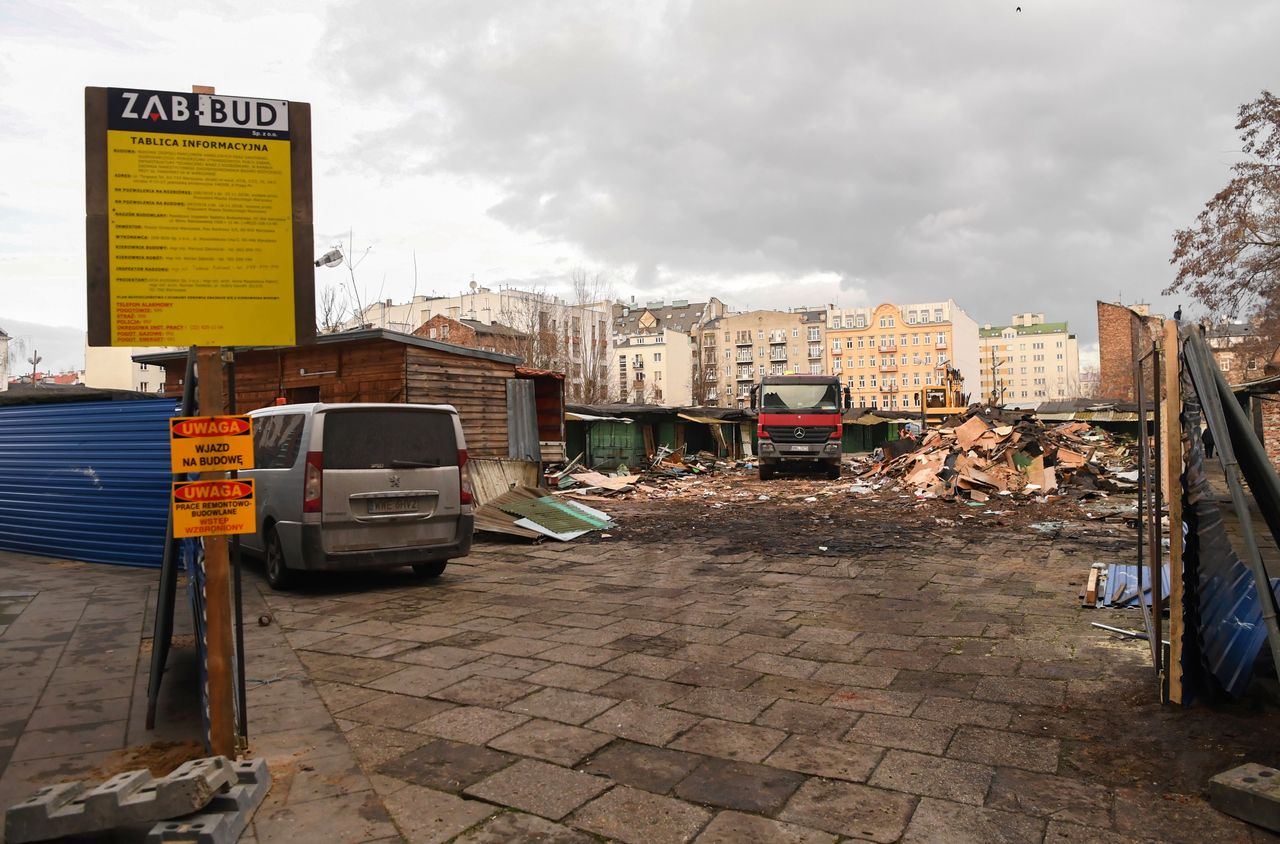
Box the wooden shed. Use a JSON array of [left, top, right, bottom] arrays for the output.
[[135, 328, 564, 460]]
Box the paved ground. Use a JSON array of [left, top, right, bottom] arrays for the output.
[[4, 484, 1280, 843]]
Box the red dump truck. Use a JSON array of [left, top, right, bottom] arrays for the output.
[[751, 374, 844, 480]]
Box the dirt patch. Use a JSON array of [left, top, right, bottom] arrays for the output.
[[84, 740, 207, 780]]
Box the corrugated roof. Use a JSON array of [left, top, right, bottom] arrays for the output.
[[132, 327, 523, 366]]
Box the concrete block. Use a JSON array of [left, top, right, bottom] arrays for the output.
[[1209, 763, 1280, 833], [148, 758, 271, 844], [4, 756, 235, 843]]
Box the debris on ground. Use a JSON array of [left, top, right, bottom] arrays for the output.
[[474, 486, 615, 542], [1081, 561, 1171, 609], [853, 406, 1137, 504]]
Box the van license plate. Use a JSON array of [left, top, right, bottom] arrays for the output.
[[367, 498, 418, 514]]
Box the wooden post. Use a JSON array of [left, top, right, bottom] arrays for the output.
[[196, 347, 237, 757], [1162, 319, 1185, 704]]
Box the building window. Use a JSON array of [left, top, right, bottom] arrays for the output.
[[833, 359, 842, 372], [934, 309, 943, 321], [808, 327, 820, 341], [846, 338, 855, 349], [870, 375, 877, 386], [654, 353, 662, 362], [912, 334, 919, 345], [1220, 360, 1231, 371], [879, 317, 887, 328], [758, 330, 765, 340], [857, 337, 865, 348]]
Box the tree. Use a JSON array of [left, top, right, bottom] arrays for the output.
[[1168, 91, 1280, 318]]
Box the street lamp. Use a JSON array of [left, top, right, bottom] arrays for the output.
[[314, 248, 343, 268]]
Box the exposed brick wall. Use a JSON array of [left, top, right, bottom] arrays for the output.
[[1261, 396, 1280, 472], [1097, 302, 1161, 402], [414, 314, 478, 347]]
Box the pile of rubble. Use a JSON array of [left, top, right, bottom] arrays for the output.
[[545, 447, 751, 502], [856, 407, 1137, 503]]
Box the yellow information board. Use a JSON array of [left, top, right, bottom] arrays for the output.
[[172, 479, 256, 538], [170, 415, 254, 473], [101, 88, 296, 346]]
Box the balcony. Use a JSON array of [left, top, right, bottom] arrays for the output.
[[807, 348, 823, 359], [935, 338, 948, 350], [631, 360, 644, 369], [735, 334, 753, 346], [736, 371, 754, 382], [769, 352, 787, 362], [879, 363, 897, 372], [769, 334, 787, 345]]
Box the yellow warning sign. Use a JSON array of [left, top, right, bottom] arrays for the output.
[[102, 88, 296, 346], [172, 479, 256, 538], [170, 415, 254, 473]]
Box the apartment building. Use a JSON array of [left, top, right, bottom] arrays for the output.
[[611, 298, 727, 404], [341, 286, 612, 403], [978, 313, 1081, 406], [84, 343, 173, 393], [701, 309, 827, 407], [1205, 322, 1272, 385], [826, 300, 979, 412]]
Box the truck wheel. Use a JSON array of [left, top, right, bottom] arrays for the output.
[[759, 464, 776, 481], [264, 525, 295, 591], [827, 463, 842, 480], [413, 561, 447, 578]]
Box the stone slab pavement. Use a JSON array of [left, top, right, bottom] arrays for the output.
[[246, 518, 1280, 844]]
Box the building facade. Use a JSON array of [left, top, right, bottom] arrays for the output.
[[84, 344, 173, 393], [1096, 301, 1163, 402], [825, 300, 979, 411], [611, 298, 726, 405], [1205, 322, 1272, 385], [413, 315, 526, 357], [978, 313, 1081, 406], [701, 309, 827, 407], [0, 327, 8, 392], [341, 286, 612, 403]]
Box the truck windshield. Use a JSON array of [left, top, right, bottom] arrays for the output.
[[760, 384, 840, 412]]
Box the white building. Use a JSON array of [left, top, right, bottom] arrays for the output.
[[613, 329, 696, 405], [84, 343, 173, 393], [0, 327, 9, 391], [979, 313, 1080, 406], [340, 286, 613, 403]]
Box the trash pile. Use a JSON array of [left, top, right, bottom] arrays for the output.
[[545, 447, 752, 502], [857, 408, 1137, 503]]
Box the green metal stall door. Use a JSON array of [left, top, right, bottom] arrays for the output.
[[587, 421, 647, 469]]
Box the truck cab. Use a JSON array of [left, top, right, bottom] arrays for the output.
[[752, 374, 844, 480]]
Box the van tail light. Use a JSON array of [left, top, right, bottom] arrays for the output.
[[302, 451, 323, 512], [458, 449, 474, 506]]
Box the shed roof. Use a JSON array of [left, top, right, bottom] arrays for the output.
[[132, 327, 523, 366]]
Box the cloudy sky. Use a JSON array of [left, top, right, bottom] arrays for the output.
[[2, 0, 1276, 370]]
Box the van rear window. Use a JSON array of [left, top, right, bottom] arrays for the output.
[[322, 410, 459, 469]]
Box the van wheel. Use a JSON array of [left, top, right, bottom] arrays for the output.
[[759, 464, 776, 481], [264, 526, 295, 590], [412, 561, 447, 578], [827, 463, 842, 480]]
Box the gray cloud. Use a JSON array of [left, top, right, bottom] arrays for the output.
[[320, 0, 1280, 343]]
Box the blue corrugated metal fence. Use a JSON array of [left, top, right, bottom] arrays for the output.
[[0, 398, 178, 567]]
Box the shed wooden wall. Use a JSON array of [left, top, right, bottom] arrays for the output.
[[405, 347, 512, 457], [158, 338, 518, 458]]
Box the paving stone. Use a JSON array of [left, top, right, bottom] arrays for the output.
[[314, 682, 384, 714], [537, 644, 623, 667], [452, 810, 597, 843], [667, 663, 762, 690], [745, 675, 842, 705], [432, 675, 538, 707], [505, 687, 618, 725], [338, 692, 455, 729], [825, 687, 922, 716], [586, 700, 701, 746], [974, 675, 1066, 707], [987, 768, 1113, 826], [948, 725, 1062, 774], [252, 789, 398, 843], [1043, 820, 1154, 844], [366, 665, 473, 697], [811, 662, 898, 689], [668, 718, 787, 763], [845, 713, 955, 755], [594, 675, 691, 705], [694, 810, 838, 843], [788, 626, 860, 646], [913, 695, 1013, 729], [11, 720, 127, 761], [735, 652, 821, 680], [581, 740, 704, 794], [1112, 787, 1254, 844], [603, 653, 692, 679], [524, 663, 620, 692], [341, 724, 433, 768], [411, 706, 529, 744], [464, 758, 611, 820], [674, 756, 806, 815], [869, 749, 994, 806], [23, 697, 131, 731], [488, 719, 615, 767], [392, 644, 488, 668], [378, 738, 515, 793], [778, 778, 918, 843], [669, 686, 775, 723], [861, 648, 945, 672], [765, 734, 884, 783], [754, 698, 860, 738], [902, 797, 1046, 843], [936, 654, 1022, 676], [571, 785, 713, 844]]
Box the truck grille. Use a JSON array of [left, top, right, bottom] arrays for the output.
[[764, 425, 837, 443]]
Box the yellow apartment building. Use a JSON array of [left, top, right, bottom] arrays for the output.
[[825, 300, 979, 411]]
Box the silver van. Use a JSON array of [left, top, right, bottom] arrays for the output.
[[239, 402, 474, 589]]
